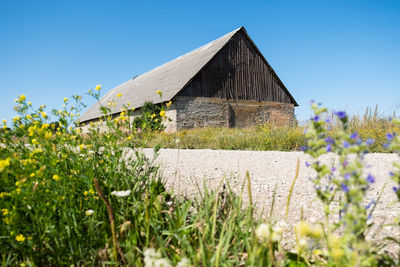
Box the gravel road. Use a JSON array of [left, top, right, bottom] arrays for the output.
[[140, 148, 400, 250]]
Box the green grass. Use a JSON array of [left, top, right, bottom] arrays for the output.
[[149, 114, 399, 152]]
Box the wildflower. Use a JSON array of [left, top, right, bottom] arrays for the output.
[[255, 223, 270, 241], [326, 143, 332, 152], [0, 158, 10, 172], [343, 141, 350, 148], [166, 101, 172, 108], [313, 115, 320, 122], [117, 93, 122, 98], [52, 174, 60, 181], [95, 84, 101, 91], [366, 174, 375, 183], [389, 171, 395, 176], [19, 94, 26, 101], [63, 97, 68, 102], [325, 136, 335, 144], [126, 135, 132, 140], [28, 101, 31, 106], [341, 183, 349, 193], [111, 190, 131, 197], [305, 161, 310, 167], [335, 111, 347, 120], [350, 132, 358, 139], [366, 138, 375, 146], [156, 90, 162, 96], [2, 119, 6, 124], [176, 257, 192, 267], [15, 234, 25, 242], [41, 112, 47, 118], [387, 133, 394, 141], [300, 145, 308, 151], [85, 209, 94, 216], [154, 258, 172, 267], [1, 208, 8, 216], [393, 186, 399, 193], [13, 116, 21, 123], [150, 113, 156, 119], [344, 173, 350, 180], [159, 110, 166, 117]]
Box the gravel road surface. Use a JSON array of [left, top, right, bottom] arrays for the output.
[[141, 148, 400, 250]]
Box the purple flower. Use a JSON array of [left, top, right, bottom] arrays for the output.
[[393, 186, 399, 193], [350, 132, 358, 139], [366, 174, 375, 183], [325, 118, 331, 123], [310, 100, 315, 105], [335, 111, 347, 120], [331, 167, 337, 172], [383, 143, 390, 149], [344, 173, 350, 180], [365, 200, 376, 210], [305, 161, 311, 167], [387, 133, 394, 141], [389, 171, 395, 176], [342, 160, 348, 167], [326, 143, 333, 152], [366, 138, 375, 146], [313, 115, 320, 122], [300, 145, 308, 151], [356, 138, 362, 145], [343, 141, 350, 148], [341, 183, 349, 193], [325, 136, 335, 144]]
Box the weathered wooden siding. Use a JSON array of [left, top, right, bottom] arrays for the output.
[[179, 30, 293, 104]]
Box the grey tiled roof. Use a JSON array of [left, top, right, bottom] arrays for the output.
[[80, 27, 241, 123]]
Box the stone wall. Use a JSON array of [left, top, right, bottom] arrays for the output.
[[80, 97, 296, 133], [171, 96, 295, 131]]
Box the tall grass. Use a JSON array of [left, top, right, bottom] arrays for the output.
[[149, 109, 399, 153]]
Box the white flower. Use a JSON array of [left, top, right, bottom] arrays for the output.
[[255, 223, 270, 241], [111, 190, 131, 197], [177, 257, 192, 267], [154, 258, 172, 267], [144, 248, 162, 267], [85, 209, 94, 216]]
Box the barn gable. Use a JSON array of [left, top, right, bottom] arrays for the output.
[[179, 28, 298, 106], [80, 26, 297, 126]]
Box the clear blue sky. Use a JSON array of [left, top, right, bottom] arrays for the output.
[[1, 0, 399, 123]]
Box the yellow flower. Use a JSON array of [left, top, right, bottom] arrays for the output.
[[0, 192, 10, 198], [15, 234, 25, 242], [159, 110, 166, 117], [0, 158, 10, 172], [52, 174, 60, 181], [166, 101, 172, 108], [126, 135, 132, 140], [28, 101, 32, 106], [84, 191, 88, 196], [41, 112, 47, 118], [79, 144, 85, 150], [95, 84, 101, 91], [1, 208, 8, 216], [156, 90, 162, 97], [117, 93, 122, 98], [26, 114, 32, 120], [150, 113, 156, 119], [2, 119, 6, 124], [13, 116, 21, 123], [44, 131, 52, 139], [16, 188, 21, 195], [19, 95, 26, 101], [63, 97, 68, 102]]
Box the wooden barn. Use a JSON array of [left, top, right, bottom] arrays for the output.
[[80, 26, 298, 131]]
